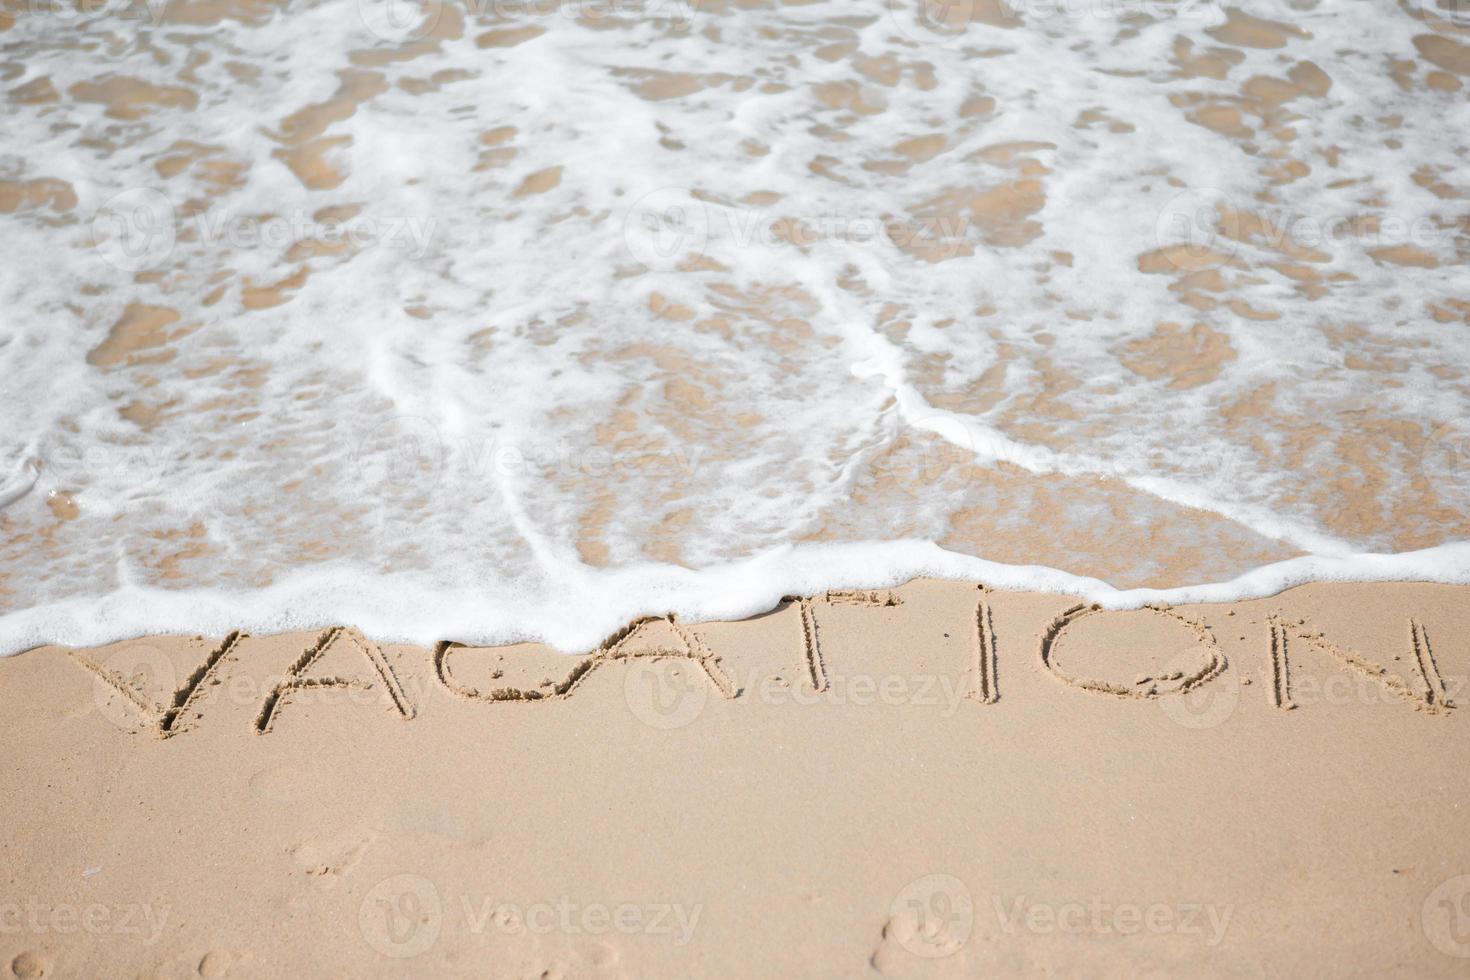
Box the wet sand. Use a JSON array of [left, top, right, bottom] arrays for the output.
[[4, 4, 1470, 634]]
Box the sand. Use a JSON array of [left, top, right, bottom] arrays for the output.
[[5, 3, 1469, 977], [4, 578, 1469, 978]]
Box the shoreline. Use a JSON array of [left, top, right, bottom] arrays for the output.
[[5, 537, 1470, 659]]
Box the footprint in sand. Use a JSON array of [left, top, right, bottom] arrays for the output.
[[197, 950, 233, 977], [876, 873, 974, 968], [586, 941, 619, 970], [288, 829, 377, 884], [247, 766, 309, 804], [10, 952, 50, 980]]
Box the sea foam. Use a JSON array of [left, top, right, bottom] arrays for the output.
[[0, 0, 1466, 655]]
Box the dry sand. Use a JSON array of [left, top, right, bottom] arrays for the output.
[[3, 578, 1469, 977]]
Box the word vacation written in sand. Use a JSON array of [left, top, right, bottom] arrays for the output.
[[71, 586, 1460, 738]]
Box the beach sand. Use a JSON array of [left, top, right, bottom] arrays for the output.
[[4, 578, 1469, 977]]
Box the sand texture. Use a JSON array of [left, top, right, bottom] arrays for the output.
[[4, 579, 1469, 978]]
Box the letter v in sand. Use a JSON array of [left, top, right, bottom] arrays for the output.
[[71, 631, 246, 737]]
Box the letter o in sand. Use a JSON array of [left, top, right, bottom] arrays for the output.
[[1039, 605, 1230, 716]]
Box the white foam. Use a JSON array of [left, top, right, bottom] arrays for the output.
[[4, 539, 1470, 658], [0, 0, 1466, 655]]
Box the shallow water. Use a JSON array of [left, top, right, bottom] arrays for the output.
[[0, 0, 1467, 653]]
